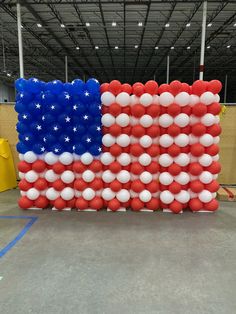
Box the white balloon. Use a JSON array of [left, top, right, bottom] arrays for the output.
[[130, 94, 139, 105], [159, 92, 174, 106], [138, 153, 152, 166], [101, 113, 115, 127], [175, 190, 190, 203], [198, 154, 213, 167], [189, 95, 200, 106], [159, 114, 174, 128], [199, 134, 214, 147], [116, 134, 130, 147], [160, 191, 174, 204], [215, 94, 220, 102], [102, 170, 116, 183], [116, 113, 130, 127], [189, 115, 200, 125], [140, 115, 153, 128], [45, 170, 59, 182], [175, 92, 190, 106], [19, 172, 25, 180], [59, 152, 73, 165], [117, 189, 130, 202], [214, 136, 220, 144], [25, 170, 39, 183], [61, 187, 74, 201], [189, 134, 198, 145], [101, 91, 115, 106], [139, 190, 152, 203], [101, 152, 115, 165], [140, 171, 152, 184], [159, 154, 173, 167], [80, 152, 93, 165], [19, 153, 24, 161], [46, 188, 59, 201], [175, 172, 190, 185], [102, 134, 116, 147], [116, 92, 130, 106], [159, 134, 174, 148], [139, 135, 152, 148], [117, 170, 130, 183], [199, 171, 213, 184], [159, 172, 173, 185], [102, 188, 115, 201], [174, 113, 190, 127], [200, 91, 215, 105], [117, 153, 131, 166], [215, 115, 220, 124], [82, 170, 95, 182], [24, 151, 37, 163], [75, 190, 82, 198], [201, 113, 216, 126], [26, 188, 40, 200], [212, 154, 219, 161], [20, 191, 26, 196], [82, 188, 95, 201], [174, 134, 189, 147], [174, 153, 190, 166], [189, 190, 198, 199], [61, 170, 75, 184], [199, 190, 213, 203], [152, 95, 159, 104], [140, 93, 153, 106]]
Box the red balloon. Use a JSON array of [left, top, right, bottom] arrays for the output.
[[18, 196, 33, 209], [109, 124, 122, 137], [146, 161, 159, 173], [167, 124, 181, 137], [189, 162, 203, 176], [133, 84, 145, 97], [181, 105, 191, 115], [130, 143, 144, 157], [146, 125, 160, 137], [35, 196, 49, 208], [90, 178, 103, 190], [132, 125, 145, 137], [168, 144, 181, 157], [170, 80, 182, 96], [204, 199, 219, 211], [146, 198, 159, 210], [169, 200, 183, 214], [206, 161, 221, 174], [110, 179, 122, 192], [52, 162, 66, 174], [207, 124, 221, 137], [205, 144, 219, 156], [32, 160, 46, 173], [18, 161, 31, 173], [34, 178, 48, 190], [182, 83, 190, 93], [146, 144, 160, 157], [75, 197, 88, 210], [110, 144, 122, 157], [131, 179, 145, 193], [190, 143, 205, 157], [169, 182, 182, 194], [122, 106, 130, 114], [181, 125, 191, 134], [109, 80, 122, 95], [158, 83, 170, 94], [109, 103, 122, 116], [144, 80, 158, 95], [131, 104, 145, 118], [207, 80, 222, 94], [67, 197, 76, 208], [181, 146, 190, 154], [53, 179, 66, 191], [73, 161, 86, 173], [89, 196, 103, 210], [133, 82, 143, 89], [167, 103, 181, 117], [108, 198, 121, 211], [89, 160, 102, 173], [146, 104, 160, 117], [123, 126, 131, 135], [109, 161, 122, 173], [205, 180, 220, 193], [190, 180, 204, 193], [102, 106, 109, 115], [146, 181, 159, 193], [18, 179, 33, 191], [131, 197, 144, 211], [168, 163, 181, 176], [192, 80, 206, 96], [53, 197, 66, 210], [192, 103, 207, 117], [122, 83, 132, 94], [192, 123, 206, 137], [208, 102, 221, 115], [130, 162, 144, 175], [100, 83, 109, 93], [189, 198, 203, 211], [74, 178, 88, 191]]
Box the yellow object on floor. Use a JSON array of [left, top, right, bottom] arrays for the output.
[[0, 138, 17, 192]]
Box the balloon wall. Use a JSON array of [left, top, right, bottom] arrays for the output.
[[15, 77, 222, 213]]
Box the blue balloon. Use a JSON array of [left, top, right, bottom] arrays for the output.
[[30, 122, 44, 134], [16, 91, 33, 104], [45, 103, 62, 115], [70, 124, 86, 136], [21, 132, 36, 145], [26, 78, 41, 94], [88, 103, 101, 115], [16, 122, 28, 134], [71, 79, 85, 95], [58, 114, 72, 126], [17, 142, 29, 154], [79, 89, 94, 104], [89, 144, 102, 156], [64, 143, 73, 153], [42, 133, 56, 147], [32, 143, 46, 154], [15, 78, 27, 92], [18, 112, 33, 124], [40, 81, 46, 91], [81, 134, 96, 148], [51, 144, 64, 155], [46, 80, 63, 95], [59, 133, 72, 146], [88, 124, 102, 136], [86, 78, 100, 94], [28, 100, 43, 115], [73, 143, 86, 155], [15, 102, 27, 114], [41, 91, 56, 105], [41, 114, 56, 126], [49, 123, 63, 135], [72, 102, 86, 115], [64, 82, 74, 94], [57, 92, 72, 106], [76, 113, 93, 126]]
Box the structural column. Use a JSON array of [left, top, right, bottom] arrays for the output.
[[17, 1, 24, 78], [199, 0, 207, 80]]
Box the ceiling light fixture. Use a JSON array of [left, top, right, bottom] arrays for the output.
[[138, 22, 143, 27], [234, 23, 236, 27], [86, 22, 90, 27], [186, 23, 191, 27], [95, 46, 99, 49], [171, 46, 174, 50], [207, 23, 212, 27], [165, 23, 170, 27], [155, 46, 159, 50], [7, 73, 11, 77], [207, 45, 210, 49], [134, 45, 138, 49], [112, 22, 117, 27], [21, 25, 23, 28], [187, 46, 191, 50], [227, 45, 231, 48], [37, 23, 42, 28], [76, 46, 80, 50], [60, 24, 65, 28], [115, 46, 119, 49]]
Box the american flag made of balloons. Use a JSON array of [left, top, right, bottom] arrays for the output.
[[15, 78, 222, 213]]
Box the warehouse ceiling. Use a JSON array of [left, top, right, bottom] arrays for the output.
[[0, 0, 236, 88]]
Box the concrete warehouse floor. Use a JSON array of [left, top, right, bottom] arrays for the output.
[[0, 189, 236, 314]]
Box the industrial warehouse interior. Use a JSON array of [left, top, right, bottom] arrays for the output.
[[0, 1, 236, 313]]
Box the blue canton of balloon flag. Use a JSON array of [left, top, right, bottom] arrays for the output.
[[15, 77, 102, 156]]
